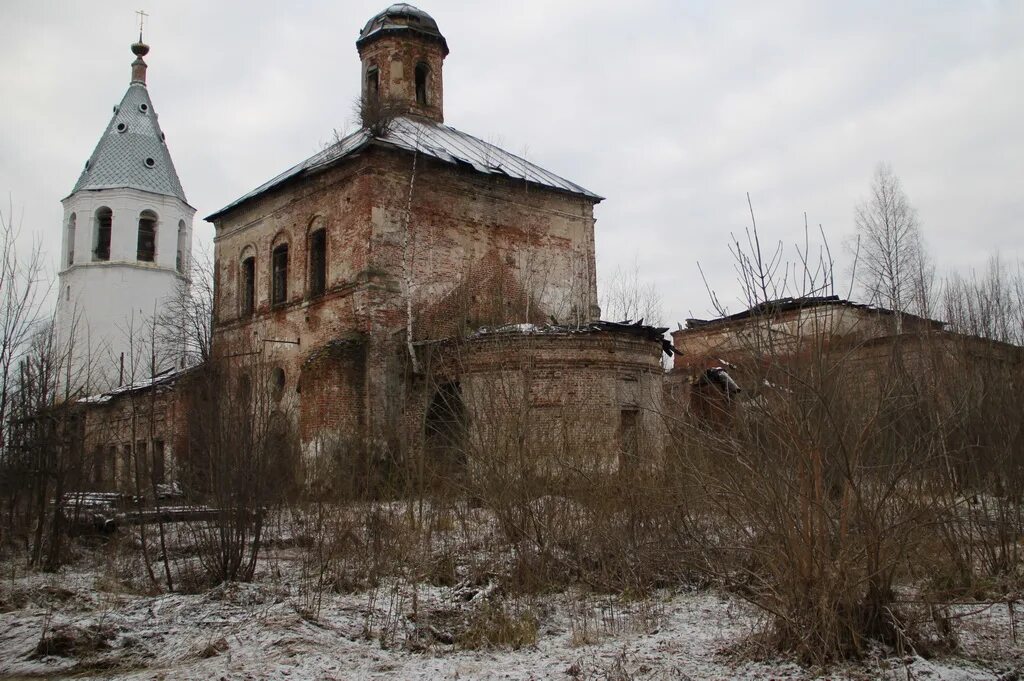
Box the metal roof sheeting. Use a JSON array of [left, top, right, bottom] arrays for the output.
[[207, 116, 601, 221], [72, 83, 188, 203]]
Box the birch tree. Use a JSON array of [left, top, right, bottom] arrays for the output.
[[852, 163, 932, 323]]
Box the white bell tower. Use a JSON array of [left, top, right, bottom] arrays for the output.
[[54, 34, 194, 395]]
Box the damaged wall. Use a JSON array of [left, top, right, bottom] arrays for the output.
[[411, 329, 667, 480], [210, 144, 601, 456]]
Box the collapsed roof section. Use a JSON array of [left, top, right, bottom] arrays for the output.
[[475, 319, 674, 356], [683, 296, 945, 332]]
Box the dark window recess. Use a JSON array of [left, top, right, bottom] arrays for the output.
[[94, 208, 112, 261], [366, 67, 379, 98], [137, 211, 156, 262], [122, 444, 133, 482], [152, 440, 165, 485], [415, 62, 429, 106], [92, 446, 106, 485], [67, 213, 76, 265], [241, 256, 255, 315], [272, 244, 288, 305], [309, 229, 326, 297], [176, 220, 187, 273], [136, 440, 147, 481], [424, 382, 466, 481], [271, 367, 285, 401], [619, 409, 639, 471]]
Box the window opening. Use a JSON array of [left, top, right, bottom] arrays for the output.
[[241, 256, 256, 315], [67, 213, 76, 265], [619, 409, 639, 472], [366, 66, 379, 99], [272, 243, 288, 305], [424, 382, 466, 484], [136, 440, 147, 482], [93, 207, 112, 261], [309, 228, 326, 297], [415, 62, 429, 106], [176, 220, 187, 273], [137, 210, 157, 262], [152, 440, 165, 485], [92, 446, 106, 485], [271, 367, 285, 401]]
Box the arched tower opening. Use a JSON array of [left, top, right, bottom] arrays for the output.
[[93, 207, 112, 261], [137, 209, 157, 262], [176, 219, 187, 273], [66, 213, 76, 266]]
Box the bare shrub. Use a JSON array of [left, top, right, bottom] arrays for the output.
[[679, 203, 961, 663], [354, 95, 407, 137], [180, 358, 299, 584], [457, 600, 538, 650]]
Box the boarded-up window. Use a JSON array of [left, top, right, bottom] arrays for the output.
[[241, 256, 255, 315], [309, 228, 326, 297], [137, 210, 157, 262], [272, 244, 288, 305]]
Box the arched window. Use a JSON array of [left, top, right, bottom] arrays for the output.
[[308, 227, 327, 298], [137, 210, 157, 262], [415, 62, 430, 106], [271, 243, 289, 306], [93, 207, 112, 261], [176, 220, 187, 273], [271, 367, 285, 402], [366, 65, 379, 99], [66, 213, 76, 266], [240, 255, 255, 316]]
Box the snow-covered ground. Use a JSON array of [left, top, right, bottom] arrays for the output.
[[2, 503, 1022, 681], [2, 552, 1022, 680]]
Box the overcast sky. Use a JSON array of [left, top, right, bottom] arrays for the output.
[[1, 1, 1021, 327]]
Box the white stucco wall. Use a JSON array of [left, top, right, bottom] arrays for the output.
[[55, 187, 195, 395]]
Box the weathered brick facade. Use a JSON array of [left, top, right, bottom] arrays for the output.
[[200, 5, 662, 479], [77, 371, 190, 494]]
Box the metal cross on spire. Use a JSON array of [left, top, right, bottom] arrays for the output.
[[136, 9, 149, 41]]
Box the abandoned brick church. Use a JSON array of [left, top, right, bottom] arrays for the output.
[[75, 4, 669, 490]]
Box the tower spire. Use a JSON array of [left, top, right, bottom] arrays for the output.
[[131, 10, 150, 85]]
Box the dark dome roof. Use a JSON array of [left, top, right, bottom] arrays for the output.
[[357, 4, 448, 54]]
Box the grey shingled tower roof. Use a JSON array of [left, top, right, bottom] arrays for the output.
[[71, 43, 187, 203]]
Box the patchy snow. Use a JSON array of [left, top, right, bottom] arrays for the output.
[[1, 557, 1021, 680]]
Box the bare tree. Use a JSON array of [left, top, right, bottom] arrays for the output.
[[0, 201, 49, 452], [851, 163, 932, 324], [156, 251, 214, 368], [599, 257, 663, 325]]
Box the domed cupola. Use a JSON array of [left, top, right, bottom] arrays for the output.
[[356, 4, 448, 123]]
